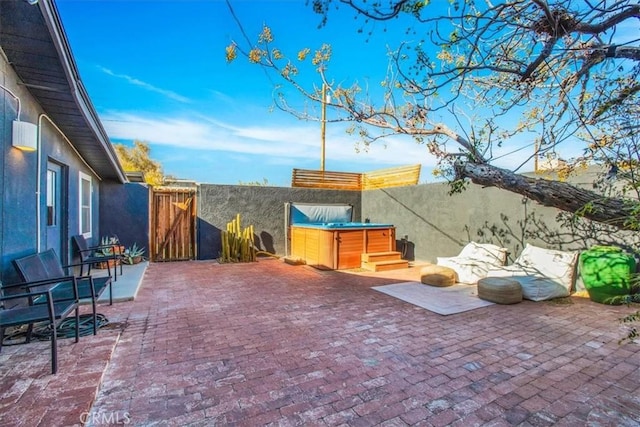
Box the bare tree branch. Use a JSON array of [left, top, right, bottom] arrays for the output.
[[229, 0, 640, 230]]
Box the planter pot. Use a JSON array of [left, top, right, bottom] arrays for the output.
[[94, 245, 125, 269], [579, 246, 636, 304], [123, 256, 143, 265], [94, 258, 120, 269]]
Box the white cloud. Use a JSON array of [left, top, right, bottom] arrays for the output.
[[101, 111, 439, 170], [98, 66, 191, 103], [104, 107, 597, 181]]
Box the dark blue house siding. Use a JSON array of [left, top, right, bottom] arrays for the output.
[[0, 65, 103, 283], [1, 76, 41, 283]]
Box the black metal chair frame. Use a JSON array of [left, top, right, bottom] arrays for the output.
[[72, 235, 123, 281], [0, 278, 79, 374], [13, 249, 113, 335]]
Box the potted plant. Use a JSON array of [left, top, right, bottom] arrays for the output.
[[122, 243, 145, 265], [95, 236, 125, 269]]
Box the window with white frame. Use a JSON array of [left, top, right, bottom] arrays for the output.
[[79, 171, 92, 237], [46, 169, 57, 226]]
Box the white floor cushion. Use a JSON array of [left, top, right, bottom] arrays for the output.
[[486, 244, 578, 301], [437, 241, 508, 284]]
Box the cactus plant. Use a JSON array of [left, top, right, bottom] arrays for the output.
[[219, 214, 256, 263], [122, 243, 146, 264]]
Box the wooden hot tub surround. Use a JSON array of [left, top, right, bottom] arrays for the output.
[[290, 223, 407, 270]]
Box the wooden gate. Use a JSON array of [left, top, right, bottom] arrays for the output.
[[151, 188, 196, 261]]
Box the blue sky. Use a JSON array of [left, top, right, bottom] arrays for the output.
[[56, 0, 442, 186], [55, 1, 635, 186], [56, 0, 434, 186]]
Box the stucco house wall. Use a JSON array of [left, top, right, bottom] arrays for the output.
[[0, 55, 104, 282], [0, 1, 126, 283]]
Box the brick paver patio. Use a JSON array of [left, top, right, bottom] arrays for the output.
[[1, 259, 639, 426]]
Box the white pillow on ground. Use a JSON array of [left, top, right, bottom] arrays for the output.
[[458, 242, 508, 265], [437, 242, 508, 284], [487, 243, 578, 301]]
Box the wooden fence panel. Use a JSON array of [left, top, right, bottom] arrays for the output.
[[291, 169, 362, 191], [362, 164, 422, 190], [291, 164, 421, 191], [151, 189, 196, 261]]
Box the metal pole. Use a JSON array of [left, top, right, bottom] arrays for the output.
[[320, 83, 327, 172]]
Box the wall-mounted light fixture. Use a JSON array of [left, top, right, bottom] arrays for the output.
[[12, 120, 38, 151], [1, 83, 38, 151]]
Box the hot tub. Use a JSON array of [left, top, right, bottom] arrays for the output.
[[290, 222, 396, 270], [295, 222, 392, 229]]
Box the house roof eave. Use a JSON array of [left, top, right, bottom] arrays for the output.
[[1, 0, 127, 184]]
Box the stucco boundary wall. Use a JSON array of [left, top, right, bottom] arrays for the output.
[[197, 176, 636, 263], [196, 184, 362, 260], [100, 181, 150, 253], [363, 183, 557, 263]]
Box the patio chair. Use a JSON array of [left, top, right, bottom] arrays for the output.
[[0, 278, 79, 374], [72, 235, 123, 281], [14, 249, 112, 335]]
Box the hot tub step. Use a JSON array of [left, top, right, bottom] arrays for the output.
[[361, 259, 409, 272], [361, 251, 402, 263]]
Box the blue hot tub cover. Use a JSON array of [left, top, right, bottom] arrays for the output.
[[290, 203, 353, 225], [293, 222, 394, 229]]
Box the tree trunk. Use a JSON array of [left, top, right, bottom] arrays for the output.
[[458, 162, 638, 231]]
